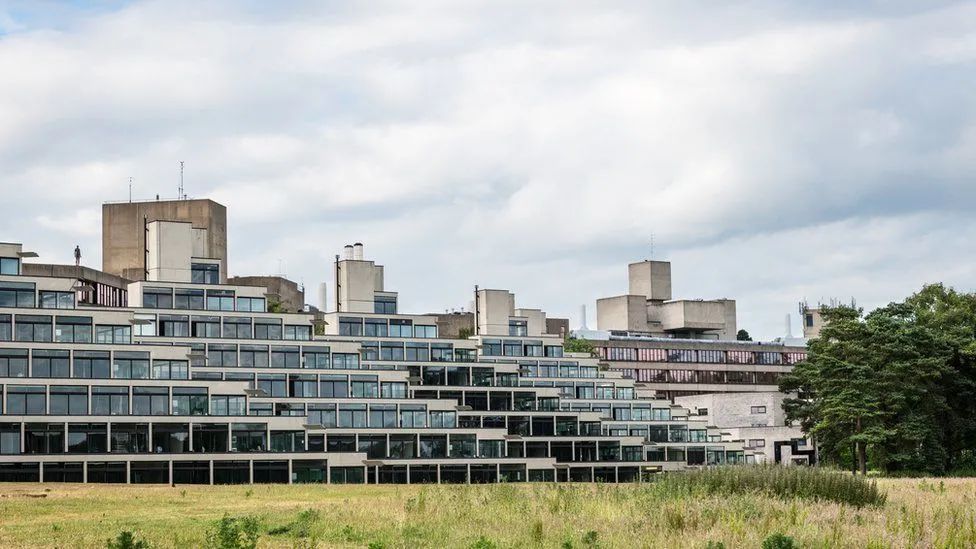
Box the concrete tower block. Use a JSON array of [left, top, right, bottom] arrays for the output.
[[628, 260, 672, 301]]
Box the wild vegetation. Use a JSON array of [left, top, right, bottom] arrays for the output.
[[781, 284, 976, 476], [0, 469, 971, 547]]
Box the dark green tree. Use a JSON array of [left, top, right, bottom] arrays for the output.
[[736, 329, 752, 341], [564, 336, 595, 356], [781, 285, 976, 476]]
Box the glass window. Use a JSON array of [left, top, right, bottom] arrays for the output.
[[338, 318, 362, 337], [207, 344, 238, 367], [112, 352, 150, 379], [73, 351, 110, 379], [389, 319, 412, 338], [158, 315, 190, 337], [54, 316, 92, 343], [318, 375, 348, 398], [364, 319, 388, 337], [31, 349, 69, 378], [237, 297, 265, 313], [95, 325, 131, 344], [49, 385, 88, 415], [142, 288, 173, 309], [254, 319, 282, 340], [191, 315, 220, 338], [132, 387, 168, 415], [0, 349, 28, 377], [7, 385, 46, 414], [222, 317, 252, 339], [191, 263, 220, 284], [374, 296, 397, 314], [302, 348, 331, 369], [0, 314, 10, 341], [206, 289, 235, 311], [172, 388, 208, 416], [133, 314, 156, 337], [67, 423, 107, 453], [0, 257, 20, 275], [271, 346, 300, 368], [239, 345, 269, 368], [15, 315, 52, 342], [152, 360, 189, 380], [283, 325, 311, 341], [0, 282, 34, 308], [39, 291, 75, 310], [91, 387, 128, 415], [175, 288, 205, 310]]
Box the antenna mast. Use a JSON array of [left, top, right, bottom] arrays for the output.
[[179, 161, 185, 200]]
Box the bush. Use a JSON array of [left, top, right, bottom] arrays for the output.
[[762, 532, 797, 549], [652, 465, 886, 507], [106, 530, 150, 549], [206, 515, 261, 549]]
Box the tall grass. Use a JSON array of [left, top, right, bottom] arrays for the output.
[[652, 465, 886, 507]]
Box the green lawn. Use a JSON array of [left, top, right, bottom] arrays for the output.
[[0, 478, 972, 547]]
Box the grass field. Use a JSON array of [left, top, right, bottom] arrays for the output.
[[0, 476, 972, 548]]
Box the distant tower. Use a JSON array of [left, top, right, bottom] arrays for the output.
[[579, 304, 589, 330], [317, 282, 328, 312], [74, 245, 81, 267]]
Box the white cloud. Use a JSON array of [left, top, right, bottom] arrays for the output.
[[0, 1, 974, 339]]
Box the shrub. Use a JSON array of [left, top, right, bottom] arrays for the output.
[[206, 515, 261, 549], [652, 465, 886, 507], [106, 530, 150, 549], [470, 536, 497, 549], [762, 533, 797, 549]]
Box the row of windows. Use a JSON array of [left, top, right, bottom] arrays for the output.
[[142, 287, 265, 313], [0, 385, 241, 417], [0, 422, 283, 454], [338, 317, 437, 339], [359, 341, 467, 362], [0, 314, 130, 344], [598, 347, 806, 365], [133, 313, 310, 340], [0, 349, 187, 380], [628, 368, 784, 385], [482, 339, 564, 358], [190, 343, 356, 370], [519, 363, 599, 379]]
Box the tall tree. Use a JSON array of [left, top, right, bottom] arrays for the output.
[[782, 285, 976, 475]]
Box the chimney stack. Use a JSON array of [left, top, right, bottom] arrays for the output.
[[579, 304, 589, 330], [342, 244, 354, 260], [353, 242, 364, 261]]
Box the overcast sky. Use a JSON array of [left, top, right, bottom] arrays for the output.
[[1, 1, 974, 340]]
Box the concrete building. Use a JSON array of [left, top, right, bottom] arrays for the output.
[[580, 331, 806, 401], [596, 260, 736, 340], [227, 276, 305, 313], [102, 199, 227, 283], [674, 392, 815, 465], [0, 203, 761, 485]]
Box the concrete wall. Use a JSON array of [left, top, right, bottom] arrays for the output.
[[803, 308, 825, 339], [596, 295, 647, 331], [545, 317, 570, 337], [336, 260, 382, 313], [227, 275, 306, 313], [655, 299, 737, 338], [102, 199, 227, 283], [515, 308, 547, 337], [676, 392, 788, 429], [476, 289, 515, 336], [628, 261, 671, 301], [146, 221, 195, 283], [428, 312, 475, 338]]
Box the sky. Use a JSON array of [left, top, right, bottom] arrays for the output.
[[0, 1, 974, 341]]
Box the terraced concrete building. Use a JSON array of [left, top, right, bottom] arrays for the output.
[[0, 200, 755, 484]]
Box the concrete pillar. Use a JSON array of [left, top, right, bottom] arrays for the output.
[[126, 461, 131, 484], [209, 460, 214, 485], [287, 459, 293, 485], [82, 461, 87, 483], [168, 461, 173, 485], [248, 459, 254, 484]]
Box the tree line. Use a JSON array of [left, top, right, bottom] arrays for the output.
[[780, 284, 976, 476]]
